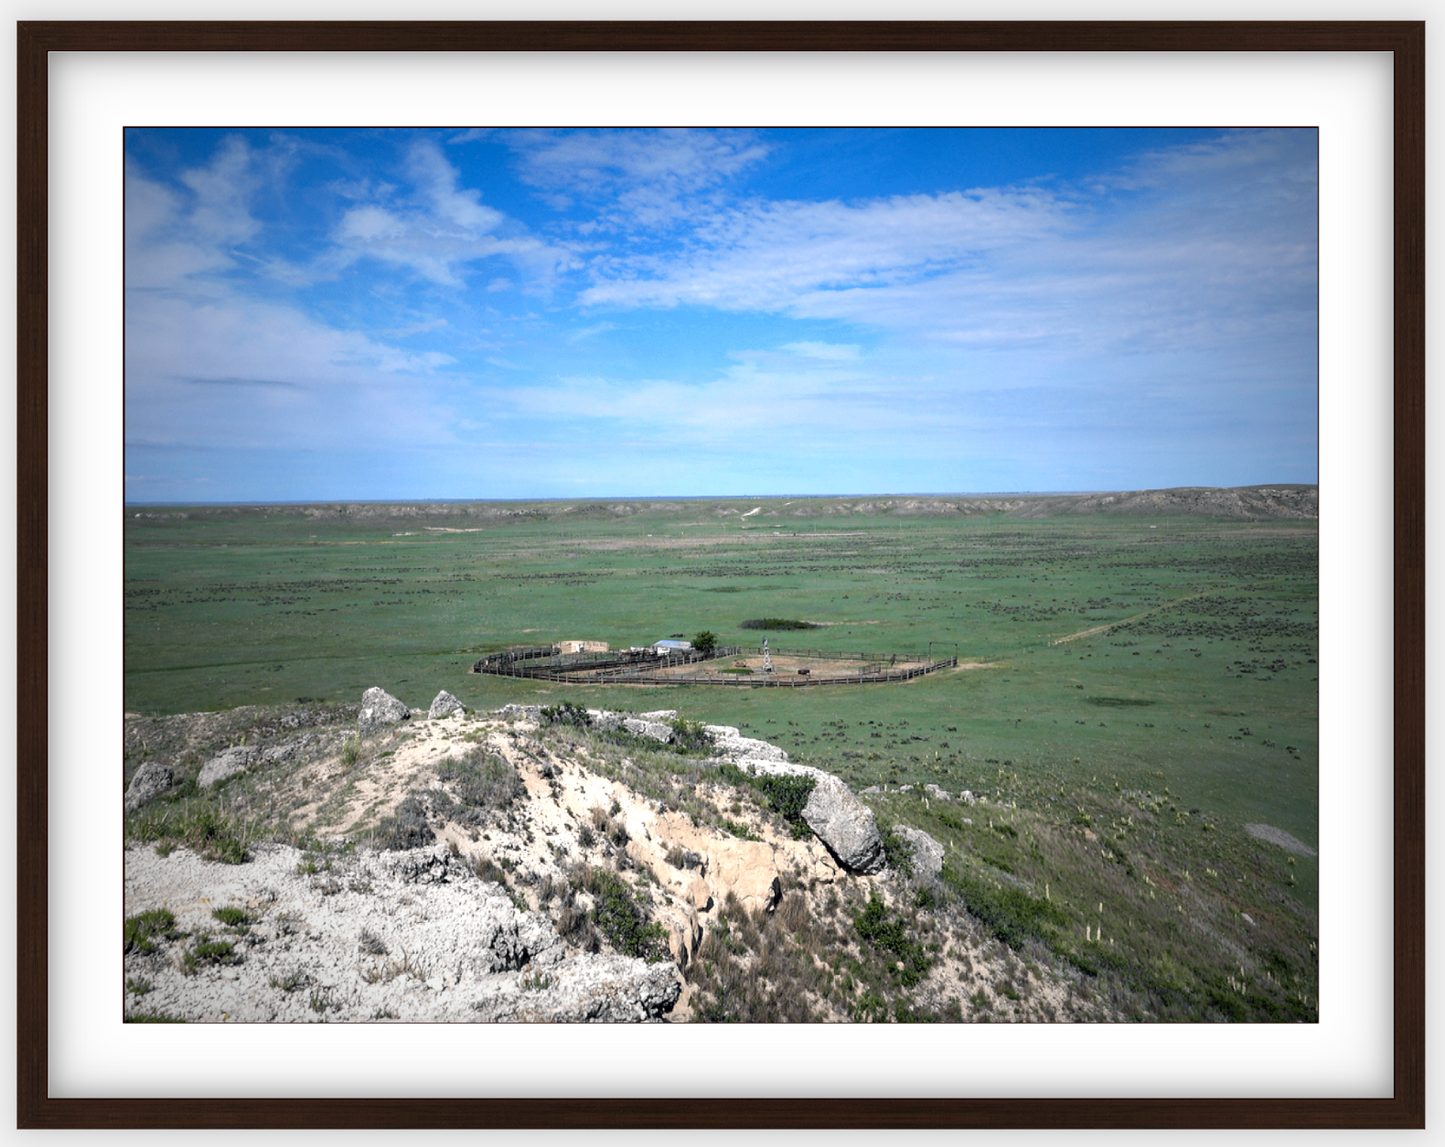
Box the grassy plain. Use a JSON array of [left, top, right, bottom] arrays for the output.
[[125, 495, 1318, 1020]]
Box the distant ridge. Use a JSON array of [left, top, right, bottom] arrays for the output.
[[126, 485, 1318, 523], [1000, 485, 1318, 521]]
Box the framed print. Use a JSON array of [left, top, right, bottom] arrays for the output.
[[17, 21, 1423, 1129]]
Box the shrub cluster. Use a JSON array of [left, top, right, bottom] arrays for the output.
[[878, 826, 915, 876], [540, 701, 592, 729], [853, 894, 935, 988], [373, 794, 434, 851], [738, 618, 818, 630], [718, 763, 816, 839], [436, 748, 525, 824], [574, 866, 669, 961]]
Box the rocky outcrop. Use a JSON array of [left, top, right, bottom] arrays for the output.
[[705, 724, 789, 763], [258, 734, 318, 767], [358, 687, 410, 732], [428, 690, 464, 719], [498, 703, 542, 721], [802, 775, 885, 874], [469, 954, 681, 1022], [732, 758, 834, 784], [372, 841, 475, 885], [122, 840, 673, 1022], [124, 761, 173, 813], [198, 745, 259, 790], [196, 735, 319, 790], [893, 825, 945, 879], [621, 716, 673, 742]]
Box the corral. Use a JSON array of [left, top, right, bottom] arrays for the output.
[[471, 644, 958, 686]]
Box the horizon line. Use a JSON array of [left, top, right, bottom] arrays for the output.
[[123, 483, 1320, 508]]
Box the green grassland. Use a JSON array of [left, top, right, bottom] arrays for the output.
[[125, 495, 1318, 1020]]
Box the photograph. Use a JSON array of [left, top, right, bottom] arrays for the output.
[[121, 124, 1321, 1026]]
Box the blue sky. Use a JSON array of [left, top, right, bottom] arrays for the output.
[[124, 127, 1318, 502]]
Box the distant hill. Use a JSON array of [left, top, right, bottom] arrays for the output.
[[126, 485, 1318, 525], [1001, 485, 1318, 521]]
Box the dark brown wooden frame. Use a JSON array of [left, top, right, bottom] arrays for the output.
[[16, 21, 1423, 1129]]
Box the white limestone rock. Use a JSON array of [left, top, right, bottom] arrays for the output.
[[124, 761, 173, 813], [428, 690, 464, 719], [703, 725, 789, 762], [198, 745, 259, 790], [893, 825, 946, 879], [468, 954, 680, 1023], [801, 775, 885, 875], [358, 687, 410, 733]]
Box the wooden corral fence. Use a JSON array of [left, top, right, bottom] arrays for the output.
[[470, 643, 957, 686], [471, 645, 741, 680]]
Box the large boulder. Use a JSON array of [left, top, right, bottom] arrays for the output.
[[198, 745, 259, 790], [358, 687, 410, 733], [893, 825, 945, 879], [802, 775, 885, 874], [428, 690, 464, 719], [124, 761, 173, 813], [468, 954, 681, 1022]]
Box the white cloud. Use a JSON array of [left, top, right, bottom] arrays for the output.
[[579, 187, 1075, 312], [329, 140, 580, 289], [507, 128, 770, 229], [577, 130, 1315, 365], [783, 341, 860, 361]]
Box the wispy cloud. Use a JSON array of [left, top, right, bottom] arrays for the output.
[[330, 139, 578, 289], [566, 322, 617, 344], [506, 128, 770, 229], [784, 341, 860, 361], [578, 188, 1076, 312]]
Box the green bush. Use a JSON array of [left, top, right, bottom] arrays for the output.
[[666, 716, 715, 756], [692, 630, 718, 655], [124, 908, 179, 954], [190, 938, 240, 965], [853, 894, 933, 987], [879, 826, 914, 876], [211, 906, 252, 928], [739, 618, 818, 630], [578, 867, 669, 960], [718, 762, 816, 839], [540, 701, 592, 729]]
